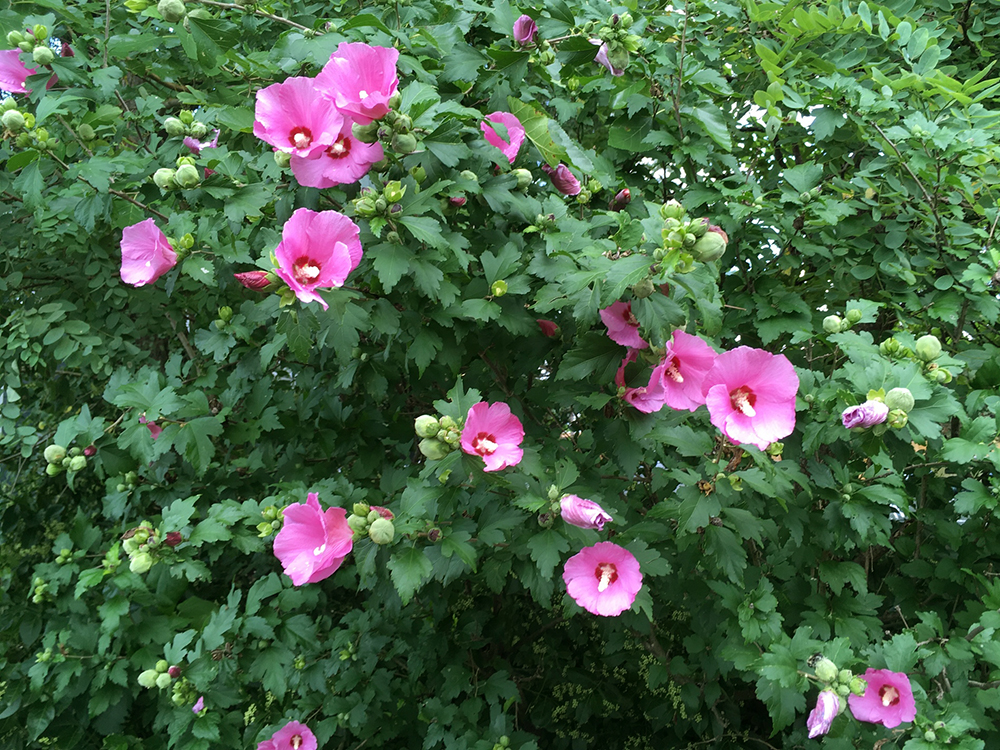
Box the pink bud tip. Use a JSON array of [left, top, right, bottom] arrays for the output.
[[234, 270, 274, 291]]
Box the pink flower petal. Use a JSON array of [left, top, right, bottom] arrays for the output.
[[847, 669, 917, 728], [315, 43, 399, 125], [481, 112, 525, 165], [273, 208, 363, 309], [273, 493, 353, 586], [120, 219, 178, 287], [600, 301, 647, 349], [254, 77, 345, 158], [460, 401, 524, 472], [563, 542, 642, 617]]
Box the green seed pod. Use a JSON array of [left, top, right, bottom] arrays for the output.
[[414, 415, 440, 438], [44, 444, 67, 463], [32, 46, 54, 66], [2, 110, 25, 132], [174, 163, 201, 189], [158, 0, 187, 23], [884, 387, 915, 413], [822, 315, 843, 334], [915, 334, 942, 361], [368, 517, 395, 544]]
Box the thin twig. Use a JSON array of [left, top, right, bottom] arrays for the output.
[[56, 114, 94, 157], [103, 0, 111, 67], [109, 189, 169, 221], [165, 313, 202, 374], [188, 0, 315, 33], [672, 0, 690, 137]]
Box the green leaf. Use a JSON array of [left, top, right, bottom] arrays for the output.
[[526, 529, 569, 580], [387, 547, 434, 605], [174, 417, 224, 475], [162, 496, 200, 531], [506, 98, 569, 166]]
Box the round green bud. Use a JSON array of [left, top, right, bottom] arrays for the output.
[[915, 334, 942, 361], [351, 503, 370, 517], [155, 659, 169, 673], [45, 463, 62, 476], [6, 31, 24, 46], [374, 196, 388, 214], [44, 444, 67, 463], [845, 308, 862, 324], [0, 97, 16, 112], [273, 150, 291, 168], [409, 165, 427, 183], [513, 168, 533, 190], [491, 279, 508, 297], [691, 232, 726, 262], [368, 517, 395, 545], [887, 408, 909, 429], [414, 415, 440, 438], [837, 669, 852, 684], [419, 438, 450, 461], [68, 455, 87, 472], [17, 41, 33, 53], [77, 123, 96, 141], [32, 46, 55, 66], [394, 114, 413, 133], [163, 117, 185, 136], [174, 163, 201, 189], [158, 0, 187, 23], [836, 684, 850, 697], [460, 170, 478, 183], [352, 121, 380, 144], [138, 669, 159, 688], [823, 315, 843, 334], [178, 110, 194, 125], [129, 552, 153, 575], [153, 168, 177, 190], [218, 306, 233, 323], [155, 672, 173, 689], [2, 110, 25, 132], [884, 387, 915, 413], [189, 122, 208, 139], [924, 731, 936, 742], [849, 676, 867, 695], [32, 25, 49, 41], [386, 231, 401, 245], [387, 92, 402, 110], [391, 132, 417, 154], [934, 368, 952, 384], [347, 514, 368, 534], [632, 278, 655, 299], [813, 657, 838, 683]]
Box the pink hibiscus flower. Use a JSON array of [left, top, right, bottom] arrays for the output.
[[806, 690, 839, 738], [253, 76, 345, 158], [563, 542, 642, 617], [625, 330, 717, 413], [191, 696, 205, 715], [847, 669, 917, 728], [541, 163, 581, 195], [183, 130, 219, 155], [842, 400, 888, 429], [315, 42, 399, 125], [289, 123, 384, 188], [120, 219, 178, 287], [273, 208, 363, 310], [702, 346, 799, 450], [480, 112, 525, 165], [273, 493, 353, 586], [513, 15, 538, 45], [560, 495, 612, 530], [460, 401, 524, 472], [258, 720, 317, 750], [594, 43, 625, 76], [0, 49, 33, 93], [600, 301, 647, 349]]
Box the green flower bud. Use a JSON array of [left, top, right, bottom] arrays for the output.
[[459, 170, 478, 183], [386, 231, 401, 245], [923, 730, 936, 742], [414, 415, 440, 438], [155, 672, 173, 689], [849, 676, 867, 695], [6, 31, 24, 46], [388, 92, 402, 110], [352, 503, 370, 517], [35, 127, 49, 142], [836, 684, 850, 697], [32, 25, 49, 41], [934, 368, 952, 384], [2, 110, 25, 132], [347, 514, 368, 534], [189, 121, 208, 139], [513, 168, 533, 190], [837, 669, 852, 684], [823, 315, 843, 334], [391, 132, 417, 154], [68, 455, 87, 472], [368, 517, 395, 544], [813, 657, 838, 683], [439, 415, 457, 431], [394, 114, 412, 132], [419, 438, 450, 461], [218, 306, 233, 323], [660, 200, 686, 221], [17, 41, 33, 54], [887, 408, 908, 429], [587, 178, 603, 193], [884, 387, 915, 413], [45, 463, 62, 476], [32, 46, 54, 66], [44, 444, 67, 463], [915, 334, 942, 361], [353, 121, 380, 144], [77, 123, 96, 141], [174, 163, 201, 189], [374, 196, 388, 214], [691, 231, 726, 262], [129, 553, 153, 575], [845, 308, 862, 324], [409, 165, 427, 184], [383, 181, 405, 203], [632, 279, 655, 299], [163, 117, 186, 136], [0, 97, 16, 112], [153, 168, 177, 190], [138, 669, 159, 688], [273, 150, 291, 168], [256, 521, 274, 537], [491, 279, 508, 297], [155, 659, 169, 673], [158, 0, 187, 23]]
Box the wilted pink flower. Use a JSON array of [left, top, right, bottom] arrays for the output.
[[842, 400, 888, 429], [370, 505, 394, 520], [273, 208, 362, 310], [513, 15, 538, 45], [460, 401, 524, 472], [191, 695, 205, 714], [848, 669, 916, 728], [138, 414, 162, 440], [563, 542, 642, 617], [234, 270, 275, 291], [165, 531, 183, 547], [0, 49, 33, 93], [273, 493, 353, 586], [481, 112, 525, 165], [183, 130, 219, 155], [537, 319, 558, 337], [625, 330, 717, 413], [609, 188, 631, 211], [541, 163, 581, 196], [807, 690, 839, 738], [560, 495, 612, 530], [600, 301, 647, 349], [594, 43, 625, 76], [253, 77, 345, 158], [702, 346, 799, 450], [316, 43, 399, 125], [290, 123, 384, 188], [120, 219, 178, 287]]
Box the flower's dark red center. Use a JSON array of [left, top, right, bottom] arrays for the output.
[[620, 303, 638, 327], [879, 685, 900, 707], [664, 356, 684, 383], [594, 562, 618, 592], [326, 136, 351, 160], [290, 126, 313, 149], [292, 257, 321, 284], [472, 432, 498, 456], [290, 735, 303, 749], [730, 386, 756, 417]]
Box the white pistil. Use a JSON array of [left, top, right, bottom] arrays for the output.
[[665, 360, 684, 383], [881, 686, 899, 706], [476, 437, 498, 455], [300, 264, 320, 280], [293, 132, 310, 148], [597, 566, 613, 592], [733, 389, 756, 417]]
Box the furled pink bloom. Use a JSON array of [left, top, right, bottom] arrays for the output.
[[842, 400, 889, 429], [290, 122, 384, 188], [120, 219, 177, 287], [138, 415, 162, 440], [600, 301, 647, 349], [253, 77, 345, 158], [563, 542, 642, 617], [702, 346, 799, 450], [460, 401, 524, 472], [191, 696, 205, 715], [594, 43, 625, 76], [513, 15, 538, 45], [315, 43, 399, 125], [628, 330, 717, 414], [448, 196, 467, 207], [370, 505, 394, 520], [541, 163, 581, 196], [268, 721, 318, 750], [273, 208, 362, 310], [234, 270, 275, 291], [0, 49, 33, 93], [83, 445, 96, 457], [481, 112, 525, 165], [183, 130, 219, 155], [807, 690, 839, 738], [273, 493, 353, 586], [560, 495, 612, 530], [609, 188, 631, 211], [848, 669, 916, 728], [537, 319, 558, 337]]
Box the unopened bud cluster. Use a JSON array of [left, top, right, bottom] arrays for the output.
[[43, 444, 89, 477], [654, 201, 729, 269], [163, 110, 209, 140], [2, 98, 59, 151], [257, 505, 284, 537], [822, 308, 862, 334], [346, 503, 396, 544], [595, 13, 641, 74], [415, 414, 461, 461], [353, 92, 406, 155], [880, 333, 952, 384], [353, 181, 406, 221], [138, 658, 181, 691], [154, 152, 203, 191], [6, 25, 55, 65], [115, 470, 139, 493], [31, 576, 51, 604], [810, 656, 866, 700], [122, 522, 177, 574]]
